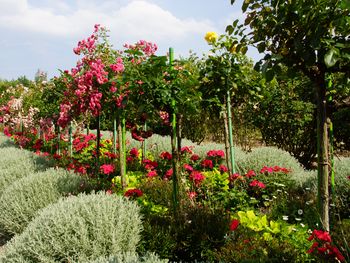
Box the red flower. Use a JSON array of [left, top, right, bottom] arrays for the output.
[[164, 168, 173, 179], [219, 164, 228, 173], [188, 191, 197, 199], [260, 166, 274, 174], [147, 170, 158, 178], [143, 159, 158, 170], [190, 154, 200, 162], [229, 173, 243, 181], [100, 164, 115, 175], [124, 188, 143, 198], [129, 148, 139, 158], [207, 150, 225, 158], [230, 219, 240, 231], [190, 171, 205, 186], [201, 159, 213, 169], [160, 151, 172, 160], [184, 163, 194, 172], [181, 146, 193, 154], [53, 153, 62, 160], [250, 180, 266, 189], [245, 170, 256, 178]]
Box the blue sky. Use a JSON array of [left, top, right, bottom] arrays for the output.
[[0, 0, 259, 80]]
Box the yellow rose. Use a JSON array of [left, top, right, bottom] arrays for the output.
[[204, 32, 218, 44]]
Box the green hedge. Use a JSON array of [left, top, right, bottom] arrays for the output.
[[1, 192, 142, 263], [0, 168, 86, 237]]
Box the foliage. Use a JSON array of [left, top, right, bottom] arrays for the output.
[[215, 210, 314, 262], [237, 146, 305, 176], [87, 252, 168, 263], [252, 73, 318, 168], [0, 148, 53, 194], [1, 192, 142, 263], [0, 168, 88, 237]]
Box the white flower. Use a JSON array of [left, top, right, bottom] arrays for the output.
[[282, 215, 289, 221], [298, 209, 303, 215]]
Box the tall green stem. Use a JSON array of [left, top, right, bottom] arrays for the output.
[[169, 47, 179, 215], [57, 125, 61, 155], [69, 123, 73, 157], [118, 113, 126, 189], [122, 116, 127, 177], [96, 114, 101, 175], [226, 90, 235, 173], [113, 117, 117, 155], [142, 121, 147, 161]]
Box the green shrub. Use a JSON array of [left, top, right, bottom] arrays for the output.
[[0, 135, 15, 148], [1, 192, 142, 263], [0, 168, 87, 237], [0, 148, 53, 194], [237, 146, 305, 176], [87, 252, 168, 263], [333, 157, 350, 218]]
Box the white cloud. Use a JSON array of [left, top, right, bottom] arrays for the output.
[[0, 0, 215, 42]]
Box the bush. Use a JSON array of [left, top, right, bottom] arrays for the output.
[[237, 146, 305, 177], [1, 192, 142, 263], [0, 135, 15, 148], [0, 168, 87, 237], [87, 252, 168, 263], [333, 157, 350, 218], [0, 147, 53, 194]]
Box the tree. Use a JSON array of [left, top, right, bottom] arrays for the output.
[[227, 0, 350, 231]]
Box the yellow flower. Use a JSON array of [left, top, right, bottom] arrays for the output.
[[204, 32, 218, 44]]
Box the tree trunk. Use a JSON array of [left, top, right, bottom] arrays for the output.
[[315, 77, 330, 231]]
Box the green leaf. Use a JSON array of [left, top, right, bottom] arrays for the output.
[[242, 0, 250, 12], [226, 25, 234, 35], [324, 48, 340, 68]]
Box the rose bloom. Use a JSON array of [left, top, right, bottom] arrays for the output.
[[205, 31, 218, 44], [147, 170, 158, 178], [230, 219, 240, 231], [124, 188, 143, 198], [183, 163, 194, 173], [100, 164, 115, 175], [160, 151, 172, 160], [249, 179, 266, 189], [201, 159, 213, 169]]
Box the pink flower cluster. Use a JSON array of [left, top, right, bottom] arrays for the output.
[[57, 25, 125, 128], [100, 164, 115, 175]]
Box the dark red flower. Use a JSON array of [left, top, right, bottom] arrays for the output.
[[124, 188, 143, 198], [230, 219, 240, 231]]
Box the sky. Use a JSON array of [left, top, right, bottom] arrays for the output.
[[0, 0, 260, 80]]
